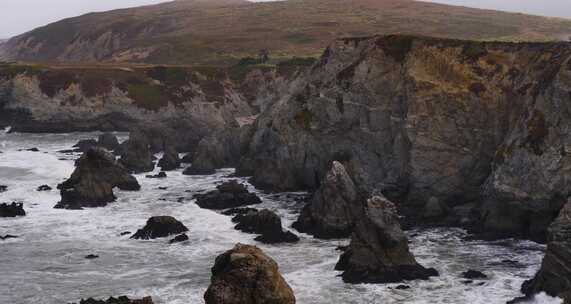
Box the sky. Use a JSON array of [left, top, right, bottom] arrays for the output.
[[0, 0, 570, 39]]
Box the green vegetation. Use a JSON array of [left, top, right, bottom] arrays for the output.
[[126, 83, 167, 111]]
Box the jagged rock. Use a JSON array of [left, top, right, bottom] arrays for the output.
[[73, 139, 98, 152], [37, 184, 52, 191], [521, 199, 571, 302], [194, 180, 262, 210], [55, 148, 140, 209], [233, 209, 299, 244], [292, 161, 359, 238], [0, 202, 26, 217], [335, 196, 438, 283], [119, 129, 155, 173], [157, 142, 180, 171], [0, 185, 7, 192], [131, 216, 189, 239], [98, 133, 120, 151], [169, 233, 189, 244], [462, 270, 487, 279], [204, 243, 296, 304], [68, 296, 154, 304], [0, 235, 18, 240], [145, 172, 167, 179]]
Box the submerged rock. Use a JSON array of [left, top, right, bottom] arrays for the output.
[[169, 233, 189, 244], [55, 148, 140, 209], [181, 153, 193, 164], [521, 199, 571, 303], [85, 254, 99, 259], [131, 216, 189, 240], [119, 129, 155, 173], [69, 296, 154, 304], [37, 185, 52, 191], [293, 161, 359, 238], [462, 270, 487, 279], [233, 209, 299, 244], [0, 234, 18, 240], [145, 172, 167, 179], [204, 243, 295, 304], [194, 180, 262, 210], [0, 202, 26, 217], [97, 133, 120, 151], [335, 196, 438, 283], [0, 185, 7, 192], [73, 139, 98, 152], [157, 141, 180, 171]]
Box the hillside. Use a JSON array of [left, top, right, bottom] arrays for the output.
[[1, 0, 571, 65]]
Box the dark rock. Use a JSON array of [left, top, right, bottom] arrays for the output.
[[395, 285, 410, 290], [462, 270, 487, 279], [69, 296, 154, 304], [120, 231, 131, 236], [73, 139, 98, 152], [146, 172, 167, 179], [186, 128, 243, 176], [158, 141, 180, 171], [0, 185, 6, 192], [222, 207, 258, 216], [335, 196, 438, 283], [181, 153, 193, 164], [131, 216, 189, 239], [169, 233, 189, 244], [37, 185, 52, 191], [204, 243, 295, 304], [194, 180, 262, 210], [55, 148, 140, 209], [521, 199, 571, 303], [462, 280, 474, 285], [0, 235, 18, 240], [98, 133, 120, 151], [119, 129, 155, 173], [157, 187, 168, 190], [292, 161, 359, 238], [0, 202, 26, 217], [182, 166, 216, 176], [233, 209, 299, 244], [85, 254, 99, 259], [25, 147, 40, 152]]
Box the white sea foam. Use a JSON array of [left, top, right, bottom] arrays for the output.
[[0, 132, 562, 304]]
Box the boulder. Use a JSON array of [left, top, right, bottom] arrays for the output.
[[233, 209, 299, 244], [73, 139, 98, 152], [292, 161, 360, 238], [97, 133, 120, 151], [157, 142, 181, 171], [68, 296, 154, 304], [194, 180, 262, 210], [169, 233, 189, 244], [521, 199, 571, 303], [145, 172, 167, 179], [119, 129, 155, 173], [0, 185, 7, 192], [462, 270, 487, 279], [55, 148, 140, 209], [0, 202, 26, 217], [204, 243, 295, 304], [335, 196, 438, 283], [37, 185, 52, 191], [131, 216, 189, 239]]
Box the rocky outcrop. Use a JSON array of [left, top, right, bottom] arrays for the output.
[[131, 216, 189, 240], [37, 184, 52, 191], [292, 161, 360, 238], [233, 209, 299, 244], [0, 202, 26, 217], [335, 196, 438, 283], [157, 141, 180, 171], [239, 35, 571, 241], [97, 133, 120, 151], [521, 199, 571, 302], [68, 296, 154, 304], [55, 148, 140, 209], [194, 180, 262, 210], [73, 139, 98, 152], [119, 129, 155, 173], [204, 243, 295, 304]]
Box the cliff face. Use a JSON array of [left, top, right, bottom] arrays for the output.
[[240, 35, 571, 241]]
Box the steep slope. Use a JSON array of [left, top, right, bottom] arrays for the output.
[[239, 35, 571, 242], [1, 0, 571, 65]]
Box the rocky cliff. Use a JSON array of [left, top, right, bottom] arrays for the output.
[[240, 35, 571, 242]]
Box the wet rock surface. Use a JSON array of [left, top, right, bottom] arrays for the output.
[[194, 180, 262, 210], [233, 209, 299, 244], [293, 161, 360, 238], [119, 129, 155, 173], [521, 199, 571, 302], [204, 243, 296, 304], [37, 184, 52, 191], [169, 233, 189, 244], [335, 196, 438, 283], [131, 216, 189, 240], [0, 202, 26, 217], [157, 141, 180, 171], [55, 148, 140, 209]]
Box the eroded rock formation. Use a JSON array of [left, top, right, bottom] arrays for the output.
[[233, 209, 299, 244], [194, 180, 262, 210], [204, 243, 295, 304], [131, 216, 189, 240], [119, 129, 155, 173]]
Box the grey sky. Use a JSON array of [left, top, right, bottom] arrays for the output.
[[0, 0, 570, 39]]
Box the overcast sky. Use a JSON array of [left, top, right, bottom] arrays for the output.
[[0, 0, 570, 39]]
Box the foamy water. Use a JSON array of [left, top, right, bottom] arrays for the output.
[[0, 131, 561, 304]]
